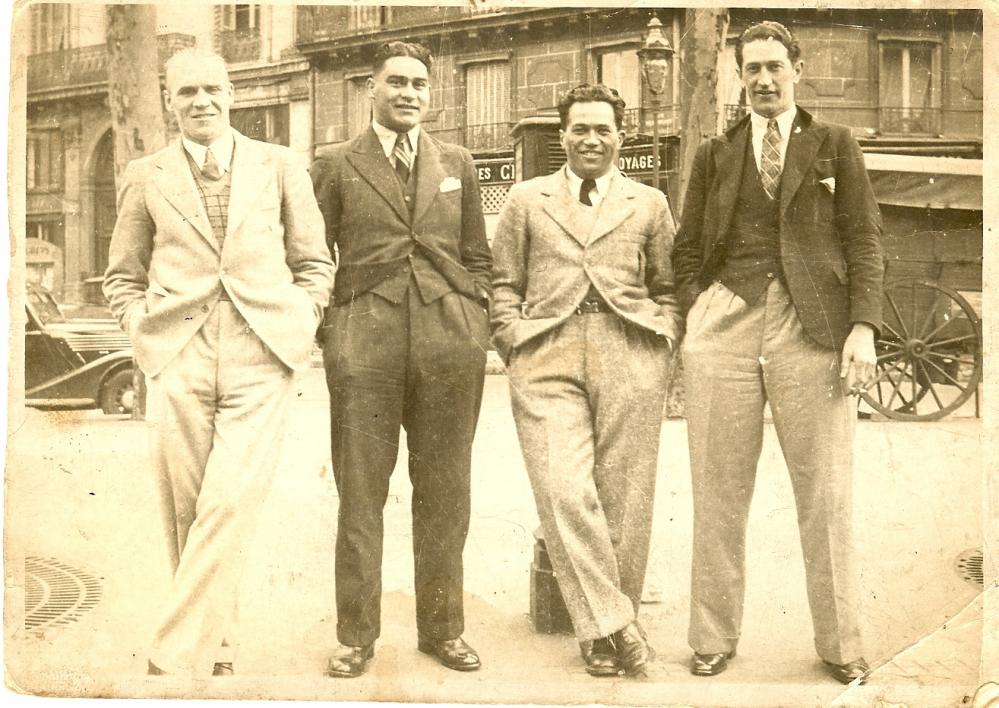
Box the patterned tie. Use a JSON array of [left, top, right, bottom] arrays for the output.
[[393, 133, 412, 183], [579, 178, 596, 206], [759, 118, 782, 200], [201, 147, 222, 181]]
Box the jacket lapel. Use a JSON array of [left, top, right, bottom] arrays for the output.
[[541, 169, 592, 247], [412, 131, 447, 225], [152, 141, 216, 251], [588, 172, 635, 245], [779, 109, 825, 214], [712, 118, 749, 252], [226, 131, 272, 238], [345, 128, 409, 224]]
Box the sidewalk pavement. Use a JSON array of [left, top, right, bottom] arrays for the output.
[[4, 371, 989, 706]]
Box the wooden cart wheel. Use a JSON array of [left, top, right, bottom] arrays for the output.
[[859, 280, 982, 421]]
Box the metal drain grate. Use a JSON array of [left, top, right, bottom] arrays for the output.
[[956, 548, 984, 587], [24, 556, 102, 631]]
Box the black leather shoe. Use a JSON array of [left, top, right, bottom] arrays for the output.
[[612, 623, 654, 676], [691, 650, 735, 676], [212, 662, 234, 676], [326, 643, 375, 678], [823, 658, 870, 685], [580, 637, 621, 677], [417, 635, 481, 671], [147, 660, 168, 676]]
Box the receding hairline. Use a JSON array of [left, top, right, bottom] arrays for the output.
[[164, 49, 230, 89]]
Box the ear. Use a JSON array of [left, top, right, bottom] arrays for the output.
[[617, 130, 625, 148], [163, 88, 173, 111], [226, 82, 235, 100], [366, 76, 376, 99], [792, 59, 804, 84]]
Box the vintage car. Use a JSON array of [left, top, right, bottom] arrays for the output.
[[24, 285, 136, 415]]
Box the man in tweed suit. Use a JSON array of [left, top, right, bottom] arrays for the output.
[[104, 49, 333, 676]]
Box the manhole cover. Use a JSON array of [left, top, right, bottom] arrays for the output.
[[956, 548, 984, 587], [24, 556, 102, 632]]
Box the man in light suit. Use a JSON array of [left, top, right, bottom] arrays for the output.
[[491, 84, 682, 677], [311, 41, 491, 678], [672, 22, 883, 683], [103, 49, 334, 676]]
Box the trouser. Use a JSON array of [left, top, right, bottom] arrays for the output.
[[508, 313, 671, 641], [148, 300, 294, 675], [322, 283, 488, 646], [682, 279, 862, 663]]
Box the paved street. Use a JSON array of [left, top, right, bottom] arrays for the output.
[[4, 368, 986, 706]]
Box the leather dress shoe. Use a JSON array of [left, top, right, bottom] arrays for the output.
[[212, 662, 234, 676], [326, 643, 375, 678], [417, 635, 481, 671], [612, 623, 654, 676], [691, 650, 735, 676], [147, 660, 167, 676], [823, 658, 870, 685], [580, 637, 621, 677]]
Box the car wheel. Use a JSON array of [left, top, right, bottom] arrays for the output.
[[99, 368, 135, 415]]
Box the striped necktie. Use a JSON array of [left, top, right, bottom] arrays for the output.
[[759, 118, 782, 200], [393, 133, 412, 183]]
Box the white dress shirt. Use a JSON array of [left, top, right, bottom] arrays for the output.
[[565, 165, 615, 207], [182, 129, 235, 175], [372, 120, 420, 166], [750, 106, 796, 172]]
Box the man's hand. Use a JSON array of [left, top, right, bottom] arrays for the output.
[[840, 322, 877, 394]]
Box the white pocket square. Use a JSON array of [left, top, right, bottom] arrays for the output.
[[819, 177, 836, 194], [440, 177, 462, 192]]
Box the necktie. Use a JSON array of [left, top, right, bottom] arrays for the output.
[[201, 147, 222, 181], [393, 133, 412, 183], [579, 178, 596, 206], [760, 118, 782, 200]]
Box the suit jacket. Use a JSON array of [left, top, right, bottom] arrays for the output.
[[672, 108, 884, 351], [103, 130, 334, 376], [311, 127, 491, 306], [490, 167, 683, 364]]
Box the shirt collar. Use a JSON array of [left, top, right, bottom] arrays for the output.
[[372, 120, 420, 159], [564, 165, 616, 201], [750, 105, 797, 142], [182, 129, 235, 174]]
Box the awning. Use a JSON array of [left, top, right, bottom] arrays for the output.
[[863, 153, 982, 211]]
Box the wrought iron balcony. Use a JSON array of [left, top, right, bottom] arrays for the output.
[[879, 107, 941, 135], [296, 4, 518, 44], [218, 27, 262, 64], [621, 105, 680, 136], [27, 33, 196, 94]]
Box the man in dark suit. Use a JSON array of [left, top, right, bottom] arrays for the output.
[[104, 49, 333, 676], [491, 84, 682, 677], [672, 22, 883, 683], [311, 41, 491, 678]]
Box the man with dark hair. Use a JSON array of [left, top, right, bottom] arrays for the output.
[[312, 40, 492, 678], [104, 49, 333, 676], [673, 21, 882, 683], [492, 83, 682, 677]]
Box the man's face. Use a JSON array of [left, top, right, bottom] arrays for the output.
[[560, 101, 624, 180], [165, 57, 234, 145], [740, 38, 802, 118], [368, 56, 430, 132]]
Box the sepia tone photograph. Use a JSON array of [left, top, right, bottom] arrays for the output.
[[4, 1, 996, 705]]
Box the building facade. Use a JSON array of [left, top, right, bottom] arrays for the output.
[[22, 5, 983, 304]]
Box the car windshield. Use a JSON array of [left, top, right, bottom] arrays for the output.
[[27, 288, 67, 325]]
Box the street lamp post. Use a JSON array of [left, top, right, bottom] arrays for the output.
[[638, 16, 674, 192]]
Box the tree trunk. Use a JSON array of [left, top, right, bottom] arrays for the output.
[[106, 5, 167, 420], [669, 8, 729, 420]]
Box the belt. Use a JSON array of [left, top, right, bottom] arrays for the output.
[[575, 297, 611, 315]]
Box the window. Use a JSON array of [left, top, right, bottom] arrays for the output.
[[231, 104, 289, 146], [346, 77, 371, 139], [717, 40, 747, 131], [30, 4, 71, 54], [26, 216, 65, 249], [878, 39, 941, 134], [598, 48, 641, 114], [465, 61, 510, 150], [27, 130, 64, 192], [349, 6, 383, 31], [222, 4, 260, 31]]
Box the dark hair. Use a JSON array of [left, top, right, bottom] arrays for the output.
[[557, 84, 626, 130], [735, 21, 802, 68], [372, 41, 433, 74]]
